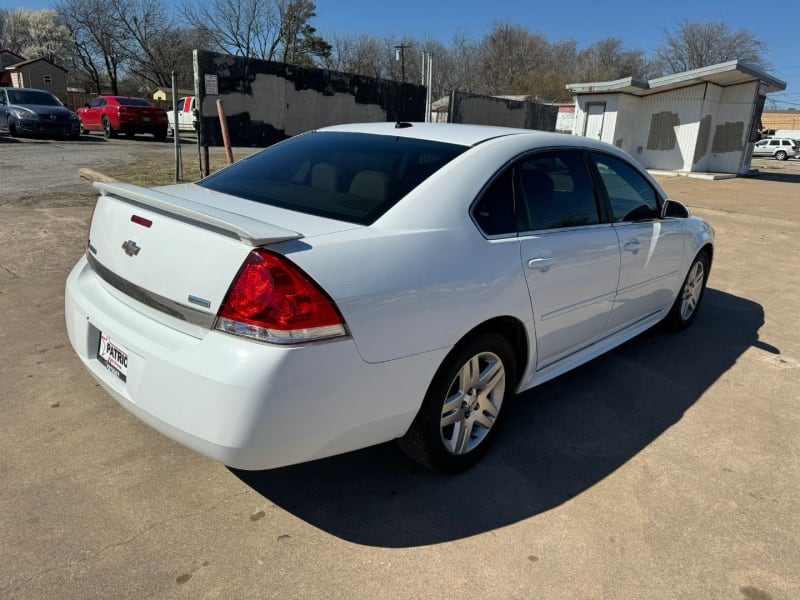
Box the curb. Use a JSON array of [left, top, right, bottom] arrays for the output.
[[79, 168, 117, 183]]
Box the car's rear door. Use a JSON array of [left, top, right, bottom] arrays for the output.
[[588, 152, 684, 333], [515, 150, 621, 370]]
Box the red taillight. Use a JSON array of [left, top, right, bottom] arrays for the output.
[[215, 249, 346, 344]]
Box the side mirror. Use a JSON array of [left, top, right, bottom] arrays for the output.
[[83, 103, 90, 108], [661, 199, 690, 219]]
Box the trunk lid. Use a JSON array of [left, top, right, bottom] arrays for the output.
[[87, 182, 358, 338]]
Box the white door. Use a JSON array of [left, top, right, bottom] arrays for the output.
[[584, 103, 605, 140], [516, 150, 621, 369], [589, 152, 685, 332]]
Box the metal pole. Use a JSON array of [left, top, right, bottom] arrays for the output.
[[171, 71, 181, 182]]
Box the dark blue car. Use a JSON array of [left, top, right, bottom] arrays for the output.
[[0, 87, 81, 140]]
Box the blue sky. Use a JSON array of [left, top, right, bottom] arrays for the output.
[[4, 0, 798, 108]]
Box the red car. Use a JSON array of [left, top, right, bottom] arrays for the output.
[[77, 96, 168, 140]]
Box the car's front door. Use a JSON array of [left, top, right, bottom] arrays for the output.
[[516, 150, 621, 369], [588, 152, 685, 333], [83, 98, 106, 129]]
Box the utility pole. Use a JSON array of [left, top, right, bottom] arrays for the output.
[[394, 43, 412, 122], [394, 43, 411, 84]]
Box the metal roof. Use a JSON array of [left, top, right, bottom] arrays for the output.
[[567, 60, 786, 96]]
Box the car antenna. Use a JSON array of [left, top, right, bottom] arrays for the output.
[[395, 122, 412, 129]]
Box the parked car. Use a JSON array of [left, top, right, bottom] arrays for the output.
[[0, 87, 80, 140], [65, 123, 714, 473], [167, 96, 198, 136], [753, 137, 799, 160], [77, 95, 168, 140]]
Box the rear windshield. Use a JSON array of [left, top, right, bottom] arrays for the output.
[[116, 97, 153, 107], [6, 89, 62, 106], [198, 131, 468, 225]]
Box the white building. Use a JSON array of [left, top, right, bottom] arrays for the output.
[[567, 61, 786, 175]]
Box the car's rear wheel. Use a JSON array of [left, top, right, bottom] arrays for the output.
[[776, 150, 788, 161], [154, 128, 167, 141], [664, 250, 710, 331], [102, 116, 116, 138], [397, 334, 516, 472]]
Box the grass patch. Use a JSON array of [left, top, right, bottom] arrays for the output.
[[104, 146, 258, 187]]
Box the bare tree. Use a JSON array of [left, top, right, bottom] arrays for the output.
[[109, 0, 207, 91], [58, 0, 127, 94], [478, 23, 551, 95], [654, 19, 769, 74], [181, 0, 328, 65]]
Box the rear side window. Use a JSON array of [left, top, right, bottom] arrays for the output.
[[590, 153, 659, 222], [518, 151, 600, 231], [199, 131, 468, 225], [116, 97, 153, 107]]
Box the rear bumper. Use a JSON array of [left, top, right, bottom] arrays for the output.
[[65, 256, 442, 469]]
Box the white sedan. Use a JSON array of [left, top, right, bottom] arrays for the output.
[[65, 123, 714, 472]]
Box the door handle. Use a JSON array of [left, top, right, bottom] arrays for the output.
[[527, 257, 556, 272], [623, 240, 641, 254]]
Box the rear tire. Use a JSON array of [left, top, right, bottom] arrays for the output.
[[397, 334, 516, 472], [102, 116, 116, 138], [776, 150, 787, 161], [664, 250, 710, 331]]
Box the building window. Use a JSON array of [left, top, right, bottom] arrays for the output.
[[43, 75, 52, 84]]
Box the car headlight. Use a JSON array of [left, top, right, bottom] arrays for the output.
[[9, 107, 35, 119]]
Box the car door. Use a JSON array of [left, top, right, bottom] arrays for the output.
[[753, 140, 769, 156], [516, 150, 621, 369], [0, 90, 8, 131], [83, 98, 105, 130], [588, 152, 685, 334]]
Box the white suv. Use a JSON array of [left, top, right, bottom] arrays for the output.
[[753, 138, 799, 160]]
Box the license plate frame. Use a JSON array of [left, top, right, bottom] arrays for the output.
[[97, 332, 130, 383]]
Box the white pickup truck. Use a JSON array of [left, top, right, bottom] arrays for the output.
[[167, 96, 198, 136]]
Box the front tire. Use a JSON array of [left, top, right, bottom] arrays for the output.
[[8, 117, 18, 137], [664, 250, 710, 331], [397, 334, 516, 472]]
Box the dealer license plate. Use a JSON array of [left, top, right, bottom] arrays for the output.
[[97, 333, 129, 382]]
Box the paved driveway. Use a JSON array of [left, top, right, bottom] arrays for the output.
[[1, 142, 798, 599]]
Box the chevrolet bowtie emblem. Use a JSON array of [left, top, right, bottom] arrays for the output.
[[121, 240, 141, 256]]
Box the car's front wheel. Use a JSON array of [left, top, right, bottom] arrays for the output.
[[664, 250, 710, 331], [8, 117, 17, 137], [776, 150, 788, 161], [102, 116, 116, 138], [397, 334, 516, 472]]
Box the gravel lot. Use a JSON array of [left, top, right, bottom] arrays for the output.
[[1, 138, 798, 600]]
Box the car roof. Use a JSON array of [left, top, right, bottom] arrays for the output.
[[317, 121, 599, 148]]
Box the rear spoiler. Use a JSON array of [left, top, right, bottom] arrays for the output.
[[94, 182, 303, 246]]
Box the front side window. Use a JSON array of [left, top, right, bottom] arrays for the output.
[[199, 131, 468, 225], [518, 151, 600, 231], [590, 153, 659, 222]]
